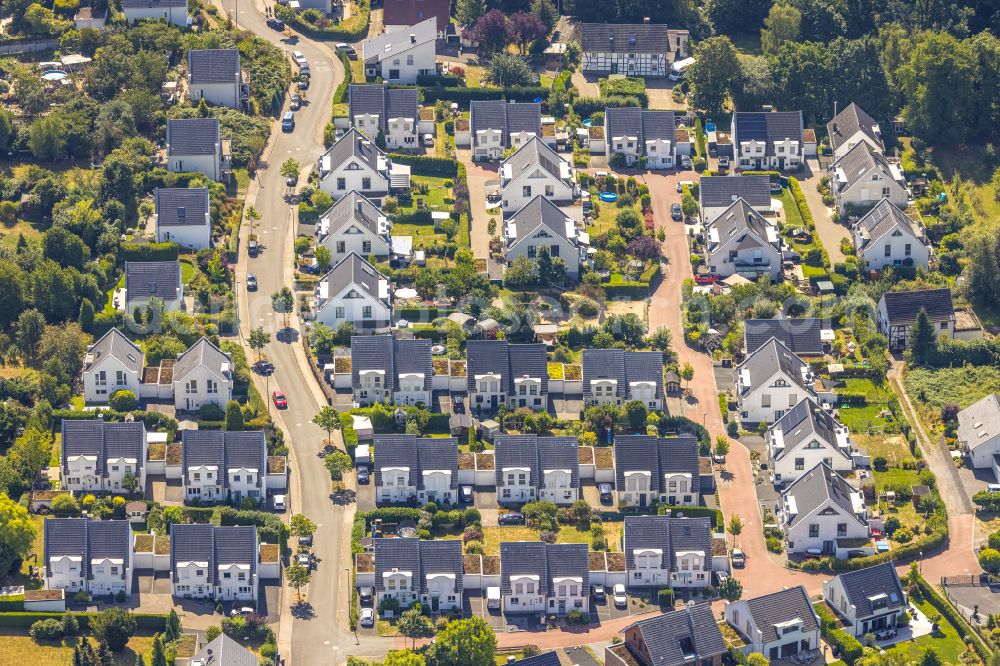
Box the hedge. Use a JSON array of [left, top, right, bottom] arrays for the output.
[[828, 523, 947, 571], [604, 282, 650, 298], [340, 412, 359, 450], [386, 154, 459, 178], [658, 415, 711, 455], [917, 577, 991, 662], [657, 505, 723, 529], [122, 242, 179, 262], [333, 51, 352, 105], [412, 85, 548, 107], [274, 3, 370, 41], [395, 307, 455, 322], [426, 413, 451, 433], [416, 74, 463, 87], [814, 602, 863, 665], [571, 95, 644, 118], [0, 612, 166, 630], [51, 409, 178, 436], [0, 595, 23, 611]]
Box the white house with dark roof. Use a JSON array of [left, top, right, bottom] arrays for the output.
[[823, 563, 907, 638], [315, 253, 391, 332], [724, 586, 821, 660], [187, 49, 244, 109], [317, 191, 392, 261], [501, 542, 589, 615], [154, 187, 211, 249], [744, 318, 824, 357], [173, 337, 233, 412], [623, 516, 712, 589], [500, 137, 576, 212], [181, 430, 268, 504], [958, 394, 1000, 473], [778, 462, 868, 556], [362, 17, 437, 84], [44, 518, 132, 597], [699, 175, 774, 224], [704, 198, 782, 280], [465, 340, 548, 411], [769, 398, 852, 485], [732, 111, 808, 170], [166, 118, 231, 182], [830, 141, 908, 213], [851, 200, 929, 271], [190, 634, 259, 666], [606, 603, 726, 666], [582, 349, 665, 410], [613, 435, 701, 508], [503, 196, 584, 280], [73, 6, 107, 29], [122, 0, 187, 25], [374, 434, 458, 504], [350, 334, 432, 406], [580, 23, 689, 78], [494, 435, 579, 505], [736, 337, 816, 425], [347, 84, 421, 150], [458, 101, 542, 161], [61, 419, 147, 493], [170, 524, 258, 600], [124, 260, 183, 314], [317, 128, 410, 199], [604, 108, 686, 168], [826, 103, 884, 161], [82, 329, 144, 404], [877, 288, 955, 350], [373, 537, 463, 611]]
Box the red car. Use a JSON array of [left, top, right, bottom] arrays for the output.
[[272, 391, 288, 409], [694, 273, 721, 285]]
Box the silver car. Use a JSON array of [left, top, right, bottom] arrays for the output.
[[360, 607, 375, 627]]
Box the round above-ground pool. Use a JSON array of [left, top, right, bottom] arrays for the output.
[[41, 70, 68, 81], [599, 191, 618, 203], [582, 118, 593, 127]]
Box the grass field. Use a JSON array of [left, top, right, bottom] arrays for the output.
[[904, 365, 1000, 411], [392, 175, 456, 248], [856, 434, 912, 466], [840, 378, 886, 401], [482, 526, 537, 555], [876, 599, 967, 664], [179, 258, 198, 284], [778, 188, 804, 230], [873, 467, 922, 529], [0, 633, 157, 666], [836, 403, 891, 433], [556, 522, 624, 552]]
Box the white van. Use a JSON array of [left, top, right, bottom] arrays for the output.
[[669, 57, 695, 81], [486, 586, 501, 610]]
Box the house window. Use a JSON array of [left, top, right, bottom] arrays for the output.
[[809, 524, 819, 538], [335, 306, 345, 319], [523, 186, 532, 198], [95, 371, 107, 386], [527, 246, 536, 259], [762, 394, 771, 408], [837, 523, 847, 537], [116, 370, 126, 386], [882, 187, 890, 197], [336, 241, 345, 253], [795, 458, 804, 470], [363, 241, 372, 253], [885, 244, 891, 257], [337, 178, 346, 190], [186, 380, 197, 394], [940, 321, 948, 330], [363, 306, 372, 318], [550, 245, 559, 257], [362, 178, 371, 190], [207, 380, 217, 394], [905, 243, 911, 256]]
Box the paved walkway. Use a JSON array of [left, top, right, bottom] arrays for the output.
[[570, 71, 600, 99], [800, 158, 847, 264], [458, 148, 497, 261]]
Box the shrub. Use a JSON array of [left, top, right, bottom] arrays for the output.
[[657, 588, 674, 607], [766, 536, 783, 553], [885, 516, 901, 534], [89, 607, 136, 651], [873, 456, 888, 472], [109, 390, 138, 412], [51, 493, 80, 515], [893, 527, 914, 543], [73, 591, 90, 604], [61, 612, 78, 636], [115, 590, 127, 603], [566, 610, 589, 625], [199, 403, 225, 421], [979, 548, 1000, 573], [29, 618, 63, 641]]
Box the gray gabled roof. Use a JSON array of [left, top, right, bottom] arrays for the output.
[[737, 337, 811, 397], [500, 542, 588, 596], [826, 103, 883, 153], [624, 351, 664, 399], [781, 462, 865, 529], [580, 23, 686, 53], [742, 585, 819, 645], [706, 198, 774, 252], [350, 335, 433, 394], [605, 108, 676, 146], [509, 343, 548, 395], [191, 634, 259, 666], [744, 318, 823, 356], [625, 602, 727, 666], [155, 187, 209, 227], [363, 16, 436, 62], [879, 288, 954, 326], [348, 85, 419, 136], [124, 261, 182, 303], [733, 111, 804, 157], [61, 419, 146, 477], [85, 328, 143, 375], [494, 435, 579, 489], [395, 338, 433, 390], [318, 252, 388, 304], [320, 191, 385, 240], [509, 653, 561, 666], [167, 118, 220, 156], [508, 196, 574, 245], [44, 518, 131, 580], [959, 393, 1000, 452], [373, 537, 463, 594], [188, 49, 241, 84], [834, 562, 906, 619], [173, 337, 232, 384], [613, 435, 701, 495], [321, 127, 385, 176], [582, 349, 626, 399], [699, 175, 772, 211], [373, 434, 458, 490], [623, 515, 712, 573], [170, 523, 257, 585], [465, 341, 548, 394], [181, 430, 267, 490], [503, 136, 568, 183], [470, 101, 542, 146], [832, 141, 896, 190], [772, 398, 849, 462], [123, 0, 186, 7], [853, 200, 926, 249]]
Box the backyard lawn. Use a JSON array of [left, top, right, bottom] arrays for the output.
[[391, 175, 458, 249], [0, 632, 156, 666], [482, 526, 537, 555], [871, 599, 967, 665], [179, 257, 198, 284], [836, 403, 891, 433], [481, 522, 624, 555], [856, 434, 913, 467]]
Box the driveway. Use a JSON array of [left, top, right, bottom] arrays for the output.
[[800, 158, 847, 264], [570, 71, 600, 99], [457, 149, 498, 262]]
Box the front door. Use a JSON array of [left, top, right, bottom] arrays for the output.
[[639, 494, 647, 507], [823, 540, 834, 554], [432, 596, 439, 611]]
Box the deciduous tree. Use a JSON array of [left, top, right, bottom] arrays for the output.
[[688, 37, 739, 114]]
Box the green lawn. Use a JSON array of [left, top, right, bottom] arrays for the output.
[[856, 434, 912, 466], [179, 258, 198, 284], [482, 526, 538, 555], [836, 403, 891, 433], [778, 188, 804, 230], [840, 378, 886, 402], [879, 598, 968, 665], [904, 366, 1000, 411], [873, 467, 922, 529], [14, 514, 46, 587], [557, 522, 624, 552], [0, 632, 157, 666]]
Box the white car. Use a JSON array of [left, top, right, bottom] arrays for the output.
[[422, 133, 435, 147], [272, 495, 287, 511], [229, 606, 255, 617], [360, 607, 375, 627], [613, 583, 627, 607]]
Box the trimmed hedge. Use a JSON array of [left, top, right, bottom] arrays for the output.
[[657, 504, 724, 529], [395, 307, 455, 321], [604, 282, 650, 298], [827, 524, 946, 571], [0, 595, 23, 611], [333, 50, 352, 104], [412, 85, 548, 107], [917, 577, 992, 663], [51, 409, 178, 436], [274, 3, 370, 41], [122, 242, 179, 262], [386, 154, 458, 178], [416, 74, 463, 87], [0, 612, 166, 630], [815, 602, 863, 665], [658, 415, 711, 455]]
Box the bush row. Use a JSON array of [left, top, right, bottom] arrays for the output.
[[122, 242, 179, 263], [0, 612, 166, 629], [827, 525, 947, 571], [0, 595, 23, 611], [395, 307, 455, 321], [572, 95, 645, 118], [333, 51, 352, 104], [51, 409, 178, 436], [814, 603, 863, 665], [386, 154, 459, 178], [917, 577, 991, 662], [410, 85, 548, 107], [656, 505, 724, 529], [274, 4, 370, 41]]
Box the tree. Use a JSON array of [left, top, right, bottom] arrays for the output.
[[469, 10, 510, 55], [315, 245, 332, 273], [979, 548, 1000, 573], [908, 308, 938, 367], [503, 256, 538, 290], [679, 362, 694, 390], [109, 390, 138, 412], [522, 500, 559, 531], [507, 12, 547, 55], [164, 609, 181, 643], [385, 651, 426, 666], [280, 157, 300, 180], [150, 635, 166, 666], [626, 235, 660, 262], [121, 471, 140, 496], [290, 514, 317, 540], [286, 563, 311, 601], [727, 515, 743, 547], [0, 491, 37, 575], [225, 400, 244, 431], [15, 309, 45, 362], [425, 617, 496, 666], [718, 575, 743, 601], [746, 654, 769, 666], [98, 640, 114, 666], [485, 53, 534, 88], [89, 608, 136, 651], [312, 405, 342, 445], [920, 648, 942, 666], [714, 435, 730, 459], [706, 0, 771, 35], [688, 37, 740, 114], [28, 114, 65, 161], [248, 326, 270, 361], [271, 287, 294, 328], [62, 611, 79, 636], [530, 0, 557, 30], [398, 605, 435, 649], [78, 299, 95, 333], [455, 0, 486, 26], [761, 2, 801, 54], [624, 401, 648, 431], [324, 450, 352, 481]]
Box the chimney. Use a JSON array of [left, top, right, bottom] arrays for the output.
[[410, 33, 416, 44], [608, 36, 614, 50], [177, 206, 186, 221], [643, 16, 650, 23]]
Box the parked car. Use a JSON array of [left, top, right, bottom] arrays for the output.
[[694, 273, 721, 284], [846, 549, 868, 559], [591, 584, 606, 600], [460, 486, 474, 503], [246, 273, 257, 291], [731, 548, 746, 568], [230, 606, 255, 617], [718, 155, 730, 171], [248, 239, 259, 257], [359, 587, 373, 605], [281, 111, 295, 132], [715, 571, 728, 585], [598, 483, 612, 505], [336, 43, 356, 57], [770, 183, 783, 194], [266, 17, 284, 30], [292, 50, 307, 67], [360, 608, 375, 627], [676, 180, 695, 193], [272, 391, 288, 409], [298, 534, 313, 548], [680, 155, 692, 170], [613, 584, 627, 607], [298, 77, 310, 90], [498, 512, 525, 526], [290, 93, 302, 110], [357, 467, 369, 484], [296, 552, 312, 570], [671, 202, 683, 221], [422, 133, 434, 147], [272, 495, 287, 511], [256, 359, 274, 375], [452, 396, 465, 414]]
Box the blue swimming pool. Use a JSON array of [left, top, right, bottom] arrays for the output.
[[599, 192, 618, 203]]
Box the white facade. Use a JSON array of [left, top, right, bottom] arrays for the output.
[[498, 467, 535, 504], [504, 223, 582, 281], [503, 575, 588, 615], [364, 38, 436, 84], [706, 227, 782, 280], [538, 468, 576, 505], [500, 143, 576, 213], [83, 358, 141, 404], [378, 466, 414, 504], [628, 547, 669, 587], [354, 111, 419, 151], [725, 595, 820, 660], [781, 478, 869, 555], [736, 138, 801, 170], [216, 562, 255, 601], [318, 215, 392, 260], [315, 279, 392, 332], [189, 81, 241, 109], [823, 570, 907, 638], [394, 373, 430, 407], [123, 2, 187, 26], [618, 471, 654, 508], [470, 372, 505, 410], [168, 152, 222, 182], [173, 348, 233, 412], [769, 414, 853, 485], [857, 227, 930, 271], [419, 469, 454, 504], [47, 553, 132, 597], [63, 454, 144, 494], [354, 369, 390, 405], [155, 217, 211, 249], [185, 465, 223, 502]]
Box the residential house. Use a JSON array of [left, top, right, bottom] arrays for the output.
[[73, 6, 107, 29], [623, 516, 713, 589], [779, 462, 869, 555], [826, 103, 884, 161], [500, 136, 576, 212], [851, 200, 930, 271], [494, 435, 579, 505], [314, 253, 391, 332], [500, 542, 589, 615], [465, 340, 548, 411], [580, 24, 689, 78], [461, 101, 541, 161], [744, 318, 823, 357], [154, 187, 211, 249], [509, 654, 561, 666], [82, 329, 144, 404], [736, 337, 816, 425], [606, 603, 727, 666], [317, 191, 392, 261], [187, 49, 244, 109], [170, 524, 259, 601], [61, 419, 146, 493], [699, 175, 773, 224], [166, 118, 231, 182], [362, 18, 437, 84], [374, 434, 458, 505], [122, 0, 187, 26], [724, 586, 821, 660], [382, 0, 451, 39], [768, 398, 853, 485], [613, 435, 701, 508], [877, 288, 954, 350], [958, 393, 1000, 473], [374, 537, 463, 611], [124, 260, 183, 313], [823, 563, 907, 638], [173, 337, 233, 412], [704, 198, 782, 280], [44, 518, 133, 597], [731, 111, 806, 170], [604, 108, 684, 168], [347, 84, 421, 151], [582, 349, 665, 410], [350, 335, 433, 406], [830, 142, 908, 213], [181, 430, 267, 504], [503, 196, 584, 281], [190, 634, 260, 666], [317, 128, 410, 199]]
